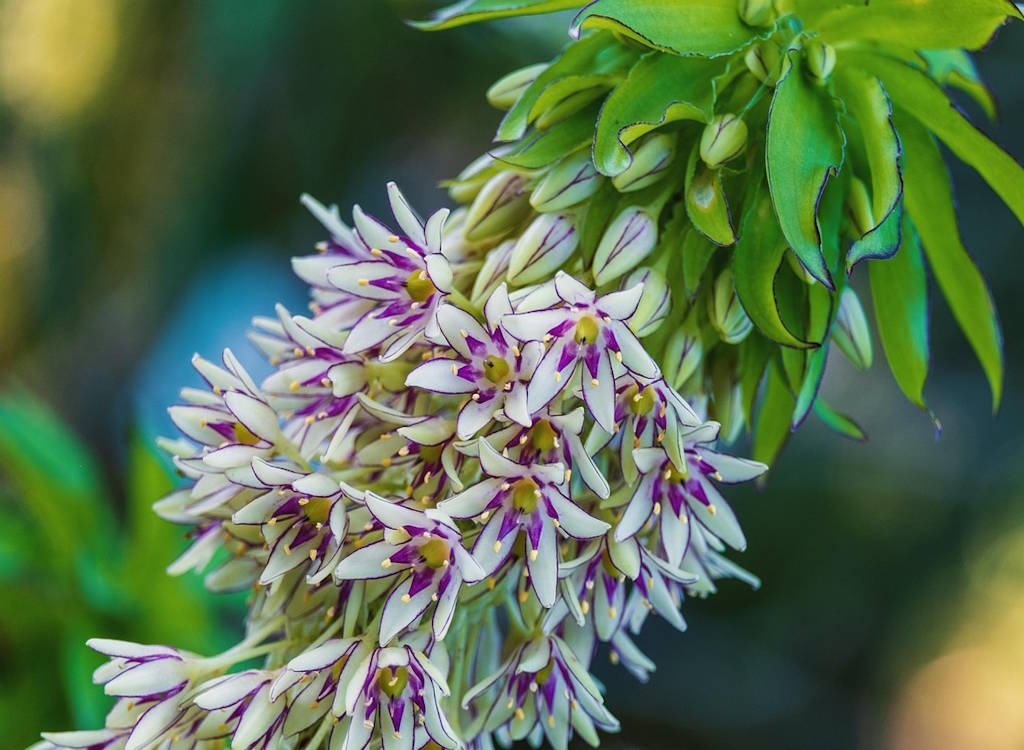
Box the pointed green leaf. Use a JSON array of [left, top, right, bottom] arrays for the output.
[[681, 225, 716, 300], [414, 0, 582, 29], [895, 108, 1003, 410], [767, 51, 845, 289], [869, 214, 930, 410], [498, 31, 635, 142], [813, 400, 868, 442], [593, 51, 720, 176], [851, 51, 1024, 230], [499, 106, 597, 168], [733, 186, 810, 348], [815, 0, 1021, 52], [920, 50, 996, 121], [753, 363, 795, 468], [571, 0, 768, 58], [835, 67, 904, 269], [739, 332, 774, 430]]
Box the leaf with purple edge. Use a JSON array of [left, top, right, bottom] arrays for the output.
[[592, 51, 721, 176], [766, 49, 845, 289], [412, 0, 583, 30], [571, 0, 770, 59]]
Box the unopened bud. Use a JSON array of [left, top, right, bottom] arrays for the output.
[[507, 213, 579, 285], [592, 207, 658, 286], [464, 171, 531, 242], [612, 133, 677, 193], [738, 0, 777, 27], [805, 39, 836, 84], [530, 150, 603, 211], [487, 63, 546, 110], [846, 177, 874, 236], [471, 240, 515, 304], [709, 269, 752, 344], [447, 152, 501, 204], [832, 287, 873, 370], [664, 328, 703, 390], [624, 267, 671, 337], [700, 114, 748, 169], [745, 41, 781, 87]]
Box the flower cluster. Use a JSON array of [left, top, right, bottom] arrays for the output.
[[37, 183, 764, 750], [38, 0, 1022, 747]]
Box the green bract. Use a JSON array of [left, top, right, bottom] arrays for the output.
[[426, 0, 1022, 463]]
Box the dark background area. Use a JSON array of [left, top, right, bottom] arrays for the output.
[[1, 2, 1021, 748]]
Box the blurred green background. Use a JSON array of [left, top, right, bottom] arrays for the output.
[[0, 2, 1021, 748]]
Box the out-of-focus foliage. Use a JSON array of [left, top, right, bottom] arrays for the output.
[[0, 390, 241, 741]]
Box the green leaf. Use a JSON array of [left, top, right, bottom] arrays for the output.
[[681, 225, 716, 300], [497, 31, 635, 142], [851, 51, 1024, 229], [920, 50, 997, 121], [792, 284, 835, 429], [813, 400, 868, 442], [739, 332, 774, 430], [577, 180, 619, 267], [895, 108, 1003, 410], [869, 213, 930, 410], [815, 0, 1021, 52], [834, 67, 904, 269], [753, 362, 795, 468], [499, 107, 596, 168], [767, 51, 845, 289], [733, 185, 810, 348], [592, 51, 720, 176], [0, 390, 110, 573], [571, 0, 767, 58], [413, 0, 582, 29]]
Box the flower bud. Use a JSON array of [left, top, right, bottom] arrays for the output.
[[612, 133, 677, 193], [507, 213, 579, 285], [832, 287, 873, 370], [709, 269, 753, 344], [738, 0, 777, 27], [624, 267, 671, 337], [471, 239, 515, 304], [664, 327, 703, 389], [464, 171, 531, 242], [700, 114, 748, 169], [805, 39, 836, 84], [846, 176, 874, 236], [447, 151, 500, 204], [592, 207, 658, 286], [486, 63, 546, 110], [745, 41, 781, 87], [530, 150, 603, 211]]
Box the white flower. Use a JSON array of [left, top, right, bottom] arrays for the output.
[[502, 272, 659, 432]]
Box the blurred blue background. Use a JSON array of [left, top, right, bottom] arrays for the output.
[[0, 2, 1022, 748]]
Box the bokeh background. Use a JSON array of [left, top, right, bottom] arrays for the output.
[[1, 2, 1022, 748]]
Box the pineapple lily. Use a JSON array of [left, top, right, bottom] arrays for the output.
[[36, 1, 1023, 749]]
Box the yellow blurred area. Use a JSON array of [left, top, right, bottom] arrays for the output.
[[887, 516, 1024, 750], [0, 0, 118, 125], [0, 154, 43, 357]]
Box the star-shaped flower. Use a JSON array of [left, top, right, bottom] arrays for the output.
[[438, 438, 608, 607], [502, 272, 659, 432], [406, 284, 543, 439]]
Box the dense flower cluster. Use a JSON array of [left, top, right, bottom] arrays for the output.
[[36, 185, 765, 750], [38, 0, 1022, 748]]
